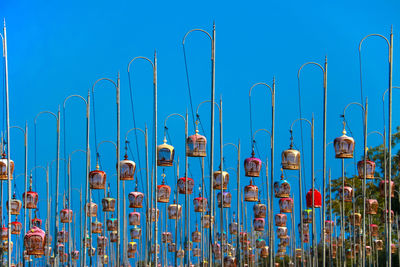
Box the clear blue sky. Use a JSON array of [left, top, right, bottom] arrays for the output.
[[1, 0, 400, 264]]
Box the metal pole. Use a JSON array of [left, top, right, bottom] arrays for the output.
[[83, 90, 91, 267], [362, 99, 368, 267], [53, 108, 61, 266], [23, 123, 28, 266], [322, 57, 328, 267], [299, 164, 304, 266], [270, 78, 275, 267], [116, 72, 121, 267], [209, 22, 216, 266], [237, 141, 241, 266], [341, 158, 345, 266], [388, 27, 393, 266], [311, 116, 316, 267], [145, 125, 149, 265], [154, 51, 159, 267], [219, 97, 224, 267], [46, 166, 50, 266]]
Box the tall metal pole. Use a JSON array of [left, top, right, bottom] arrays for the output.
[[209, 22, 216, 266], [219, 97, 224, 267], [54, 107, 61, 266], [83, 90, 91, 267], [270, 78, 275, 267], [341, 157, 345, 266], [116, 72, 121, 267], [2, 20, 12, 267], [153, 51, 159, 267], [311, 116, 316, 267], [387, 27, 393, 266], [322, 57, 328, 267], [362, 99, 368, 267], [24, 123, 28, 266], [237, 140, 241, 266]]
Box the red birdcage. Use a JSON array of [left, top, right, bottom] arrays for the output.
[[11, 219, 22, 235], [89, 162, 106, 189], [244, 151, 262, 177], [24, 226, 46, 255], [23, 189, 38, 210], [306, 189, 322, 208], [177, 177, 194, 194], [157, 177, 171, 203]]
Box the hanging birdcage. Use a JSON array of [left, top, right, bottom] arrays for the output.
[[302, 233, 310, 243], [224, 255, 237, 267], [88, 246, 96, 257], [260, 246, 269, 258], [24, 226, 46, 255], [91, 220, 102, 234], [366, 246, 371, 256], [193, 246, 201, 258], [281, 134, 300, 170], [253, 202, 266, 218], [391, 244, 397, 254], [277, 227, 288, 239], [357, 158, 375, 179], [168, 242, 176, 253], [382, 209, 394, 223], [86, 202, 98, 217], [157, 179, 171, 203], [106, 216, 117, 231], [102, 196, 116, 212], [186, 126, 207, 157], [60, 208, 73, 223], [244, 179, 258, 202], [23, 190, 38, 209], [295, 249, 302, 258], [375, 240, 383, 250], [100, 255, 108, 264], [339, 186, 353, 202], [57, 230, 68, 243], [129, 211, 140, 226], [0, 153, 14, 180], [146, 208, 160, 222], [177, 248, 185, 258], [128, 191, 144, 208], [306, 189, 322, 208], [83, 235, 91, 248], [97, 235, 108, 249], [168, 201, 182, 220], [130, 226, 141, 240], [253, 218, 265, 231], [177, 177, 194, 194], [370, 224, 379, 237], [89, 162, 106, 189], [298, 223, 309, 235], [202, 213, 214, 229], [366, 199, 378, 215], [11, 220, 22, 235], [302, 209, 312, 224], [379, 180, 395, 197], [256, 238, 266, 248], [128, 241, 137, 255], [274, 175, 291, 198], [193, 196, 207, 212], [59, 252, 68, 263], [217, 191, 232, 208], [275, 214, 287, 227], [213, 169, 229, 190], [7, 193, 22, 215], [162, 232, 172, 243], [280, 236, 290, 247], [109, 231, 118, 243], [346, 249, 354, 259], [71, 250, 79, 260], [229, 220, 238, 235], [244, 150, 262, 177], [120, 153, 136, 180], [217, 232, 227, 242], [157, 137, 175, 167], [350, 213, 362, 226], [151, 244, 160, 254], [279, 198, 294, 213], [325, 220, 334, 234], [334, 126, 355, 158], [239, 232, 248, 243], [192, 227, 201, 243], [31, 212, 42, 228]]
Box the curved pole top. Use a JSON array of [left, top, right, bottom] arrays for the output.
[[125, 127, 146, 142], [248, 82, 273, 97], [382, 86, 400, 102], [164, 113, 186, 130], [196, 100, 220, 115], [10, 125, 25, 134], [63, 94, 87, 109], [182, 29, 212, 45], [252, 128, 271, 142], [359, 34, 390, 52], [343, 102, 365, 118], [97, 140, 117, 153], [49, 158, 67, 169], [127, 56, 154, 73], [34, 110, 57, 124], [223, 143, 238, 151], [326, 141, 334, 146], [290, 118, 312, 132], [297, 61, 325, 79], [367, 130, 384, 140], [30, 165, 47, 175], [91, 77, 118, 94], [15, 173, 25, 179], [69, 149, 87, 158]]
